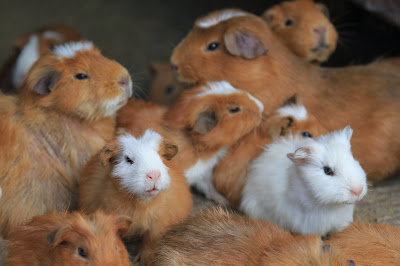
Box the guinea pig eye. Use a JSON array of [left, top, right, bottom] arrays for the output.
[[323, 166, 334, 176], [78, 247, 88, 258], [302, 132, 313, 138], [125, 156, 134, 164], [205, 42, 220, 52], [229, 107, 242, 114], [165, 85, 175, 95], [285, 19, 294, 26], [75, 73, 89, 80]]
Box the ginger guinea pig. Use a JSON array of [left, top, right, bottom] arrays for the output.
[[262, 0, 338, 64], [0, 24, 81, 93], [79, 129, 192, 264], [0, 41, 132, 237], [151, 207, 352, 266], [5, 210, 132, 266]]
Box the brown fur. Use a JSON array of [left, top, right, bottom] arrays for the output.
[[170, 10, 400, 181], [0, 44, 132, 237], [262, 0, 338, 64], [213, 94, 329, 207], [5, 210, 131, 266], [326, 223, 400, 266], [0, 24, 81, 93], [79, 135, 193, 264], [151, 208, 349, 266]]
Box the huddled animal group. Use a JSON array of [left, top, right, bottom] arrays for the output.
[[0, 0, 400, 265]]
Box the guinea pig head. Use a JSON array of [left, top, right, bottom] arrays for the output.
[[100, 130, 178, 200], [262, 0, 338, 63], [288, 126, 368, 205], [46, 211, 132, 266], [20, 41, 133, 121]]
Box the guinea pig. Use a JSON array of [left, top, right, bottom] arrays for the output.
[[151, 207, 352, 266], [147, 62, 188, 105], [325, 222, 400, 265], [170, 8, 400, 182], [79, 130, 192, 264], [117, 80, 264, 205], [0, 24, 81, 93], [0, 41, 133, 237], [262, 0, 338, 64], [5, 210, 132, 266], [213, 93, 329, 208], [240, 126, 367, 236]]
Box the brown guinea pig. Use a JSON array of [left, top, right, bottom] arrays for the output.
[[170, 8, 400, 182], [5, 210, 132, 266], [0, 41, 132, 237], [262, 0, 338, 64], [0, 24, 81, 93], [147, 62, 187, 105], [79, 130, 192, 264], [325, 222, 400, 265], [151, 207, 352, 266], [212, 93, 329, 208]]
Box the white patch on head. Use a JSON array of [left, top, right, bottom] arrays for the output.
[[197, 10, 247, 28], [277, 105, 308, 121], [246, 91, 264, 113], [112, 130, 171, 200], [12, 35, 40, 88], [42, 31, 63, 40], [53, 41, 93, 59]]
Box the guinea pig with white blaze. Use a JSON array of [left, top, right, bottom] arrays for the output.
[[79, 129, 193, 264], [241, 126, 367, 236]]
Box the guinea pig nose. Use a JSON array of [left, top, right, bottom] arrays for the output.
[[171, 64, 179, 71], [118, 75, 133, 98], [350, 186, 363, 197], [147, 171, 161, 181], [313, 26, 326, 37]]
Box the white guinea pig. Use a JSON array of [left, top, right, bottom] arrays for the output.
[[240, 126, 367, 236]]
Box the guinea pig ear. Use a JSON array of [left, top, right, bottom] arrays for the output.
[[161, 142, 179, 161], [99, 140, 122, 167], [46, 225, 71, 247], [316, 3, 330, 19], [114, 215, 132, 237], [148, 62, 160, 76], [193, 109, 219, 134], [269, 116, 294, 139], [224, 28, 268, 59], [32, 70, 62, 95], [287, 146, 313, 165], [283, 93, 303, 106], [262, 12, 274, 24]]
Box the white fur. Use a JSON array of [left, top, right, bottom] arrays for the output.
[[12, 35, 40, 88], [103, 95, 125, 117], [277, 104, 308, 121], [241, 126, 367, 236], [42, 31, 63, 40], [185, 147, 229, 204], [112, 130, 171, 200], [0, 186, 2, 198], [53, 41, 93, 59], [197, 10, 247, 28]]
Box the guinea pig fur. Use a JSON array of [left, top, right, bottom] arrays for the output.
[[325, 222, 400, 265], [241, 126, 367, 236], [0, 41, 133, 237], [151, 207, 351, 266], [5, 210, 132, 266], [0, 24, 81, 93], [117, 80, 263, 205], [213, 93, 329, 208], [262, 0, 338, 64], [170, 9, 400, 182], [79, 130, 192, 264]]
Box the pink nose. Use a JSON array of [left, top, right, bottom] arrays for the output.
[[147, 171, 161, 181], [313, 26, 326, 37], [118, 75, 132, 98], [171, 64, 178, 72], [350, 186, 363, 197]]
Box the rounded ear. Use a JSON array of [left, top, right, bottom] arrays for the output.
[[262, 12, 274, 24], [283, 93, 303, 106], [269, 116, 294, 139], [148, 62, 159, 76], [46, 225, 71, 247], [224, 28, 268, 59], [115, 216, 132, 237], [316, 3, 330, 19], [287, 146, 313, 165], [193, 109, 219, 134], [99, 140, 122, 167], [32, 71, 62, 95], [161, 142, 178, 161]]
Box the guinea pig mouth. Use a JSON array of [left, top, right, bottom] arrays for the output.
[[146, 187, 159, 196], [310, 43, 329, 53]]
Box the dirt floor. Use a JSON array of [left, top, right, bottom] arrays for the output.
[[0, 0, 399, 228]]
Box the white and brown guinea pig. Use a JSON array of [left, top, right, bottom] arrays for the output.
[[0, 24, 81, 93], [262, 0, 338, 64], [79, 129, 192, 264], [147, 62, 188, 105]]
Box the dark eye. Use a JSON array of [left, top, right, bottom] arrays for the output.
[[206, 42, 220, 51], [165, 85, 175, 95], [229, 107, 242, 114], [78, 247, 88, 258], [125, 156, 134, 164], [302, 132, 313, 138], [75, 73, 89, 80], [323, 166, 334, 176], [285, 19, 294, 26]]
